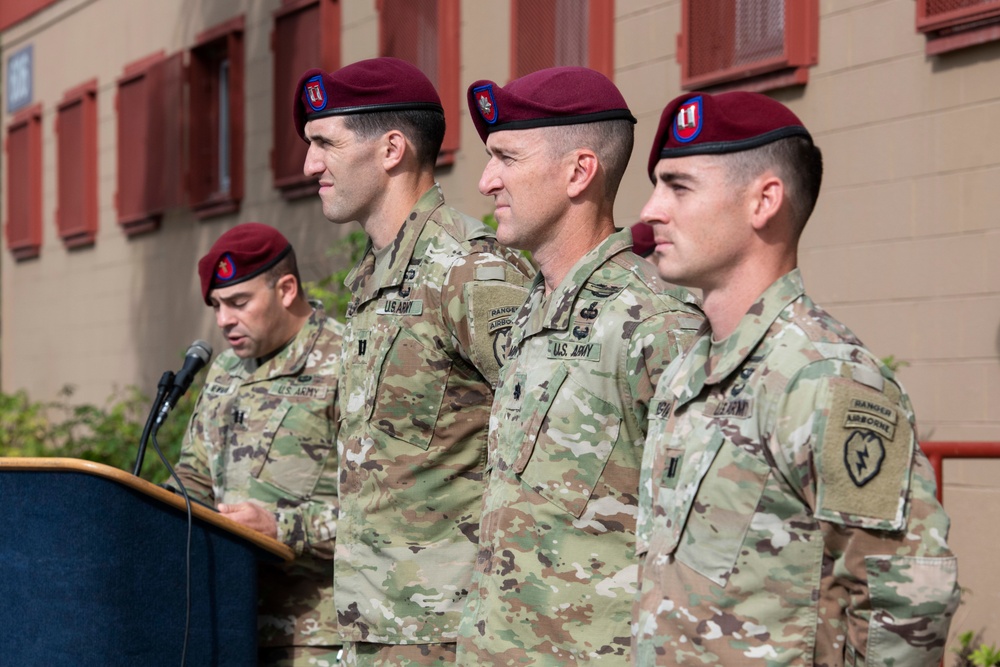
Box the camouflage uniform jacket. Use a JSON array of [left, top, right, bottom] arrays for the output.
[[456, 229, 704, 665], [176, 304, 343, 650], [336, 184, 533, 644], [634, 269, 960, 666]]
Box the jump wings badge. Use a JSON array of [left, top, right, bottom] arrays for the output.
[[473, 84, 498, 125]]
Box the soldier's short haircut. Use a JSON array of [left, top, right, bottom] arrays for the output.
[[342, 109, 446, 169], [720, 136, 824, 235], [543, 119, 635, 201], [262, 247, 305, 298]]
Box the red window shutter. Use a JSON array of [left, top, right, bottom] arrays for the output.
[[679, 0, 818, 92], [510, 0, 614, 80], [916, 0, 1000, 54], [56, 80, 99, 248], [5, 104, 43, 260], [116, 52, 185, 235], [189, 17, 245, 218], [272, 0, 341, 198], [378, 0, 460, 164]]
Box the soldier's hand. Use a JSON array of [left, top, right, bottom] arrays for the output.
[[219, 501, 278, 539]]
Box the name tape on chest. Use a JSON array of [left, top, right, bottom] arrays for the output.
[[205, 381, 237, 396], [376, 299, 423, 316], [547, 338, 602, 361], [267, 380, 330, 399]]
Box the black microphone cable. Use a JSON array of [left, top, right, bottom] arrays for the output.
[[133, 371, 174, 477], [150, 423, 193, 667]]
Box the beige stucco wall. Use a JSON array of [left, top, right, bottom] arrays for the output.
[[3, 0, 999, 653]]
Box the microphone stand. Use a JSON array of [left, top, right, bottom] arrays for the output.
[[133, 371, 175, 477]]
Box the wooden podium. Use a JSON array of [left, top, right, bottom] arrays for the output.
[[0, 458, 293, 666]]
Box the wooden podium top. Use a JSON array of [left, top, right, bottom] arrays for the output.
[[0, 457, 294, 562]]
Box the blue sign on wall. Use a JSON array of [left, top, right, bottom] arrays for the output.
[[7, 45, 34, 114]]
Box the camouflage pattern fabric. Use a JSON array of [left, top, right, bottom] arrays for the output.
[[175, 304, 343, 660], [634, 269, 961, 666], [343, 641, 457, 666], [336, 184, 534, 650], [456, 229, 704, 665]]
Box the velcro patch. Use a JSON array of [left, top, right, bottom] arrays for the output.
[[268, 381, 329, 399], [376, 299, 423, 316], [817, 376, 912, 528], [713, 398, 753, 419], [468, 281, 529, 387], [204, 381, 236, 396], [547, 338, 601, 361]]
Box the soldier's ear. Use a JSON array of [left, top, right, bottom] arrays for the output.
[[275, 273, 299, 308], [381, 129, 407, 171], [749, 171, 784, 232]]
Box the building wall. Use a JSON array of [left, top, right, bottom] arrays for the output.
[[3, 0, 999, 651]]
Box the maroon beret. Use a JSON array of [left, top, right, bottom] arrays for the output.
[[468, 66, 636, 143], [198, 223, 292, 305], [630, 222, 655, 258], [293, 57, 443, 142], [647, 91, 812, 181]]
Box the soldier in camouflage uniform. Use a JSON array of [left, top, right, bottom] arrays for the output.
[[175, 223, 342, 666], [293, 58, 533, 665], [455, 68, 704, 665], [634, 91, 960, 665]]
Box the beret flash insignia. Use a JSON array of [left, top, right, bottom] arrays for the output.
[[216, 253, 237, 282], [473, 84, 498, 125], [305, 75, 327, 112], [672, 95, 703, 144]]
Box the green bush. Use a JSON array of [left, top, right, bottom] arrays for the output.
[[954, 630, 1000, 667], [0, 383, 196, 485]]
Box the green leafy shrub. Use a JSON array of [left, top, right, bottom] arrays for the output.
[[954, 630, 1000, 667], [306, 229, 368, 321], [0, 383, 196, 485]]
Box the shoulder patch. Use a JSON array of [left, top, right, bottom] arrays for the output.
[[467, 281, 529, 387], [816, 376, 913, 529]]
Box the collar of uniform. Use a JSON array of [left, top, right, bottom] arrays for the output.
[[242, 302, 328, 382], [521, 228, 633, 336], [347, 184, 445, 308], [667, 270, 804, 408]]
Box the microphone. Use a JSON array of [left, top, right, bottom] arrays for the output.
[[154, 340, 213, 427]]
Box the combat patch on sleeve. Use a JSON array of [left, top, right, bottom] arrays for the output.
[[467, 281, 528, 387], [815, 376, 913, 529]]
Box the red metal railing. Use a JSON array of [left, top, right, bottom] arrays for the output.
[[920, 441, 1000, 503]]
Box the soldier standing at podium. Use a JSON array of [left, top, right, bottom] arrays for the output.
[[174, 223, 343, 666]]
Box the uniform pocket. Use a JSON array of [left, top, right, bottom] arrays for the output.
[[864, 554, 960, 666], [371, 326, 452, 450], [256, 402, 335, 497], [516, 367, 623, 519], [672, 434, 770, 585]]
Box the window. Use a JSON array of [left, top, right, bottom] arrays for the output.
[[115, 51, 184, 236], [377, 0, 460, 164], [678, 0, 818, 92], [917, 0, 1000, 54], [56, 79, 98, 248], [272, 0, 341, 199], [5, 104, 43, 260], [511, 0, 614, 79], [189, 17, 244, 218]]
